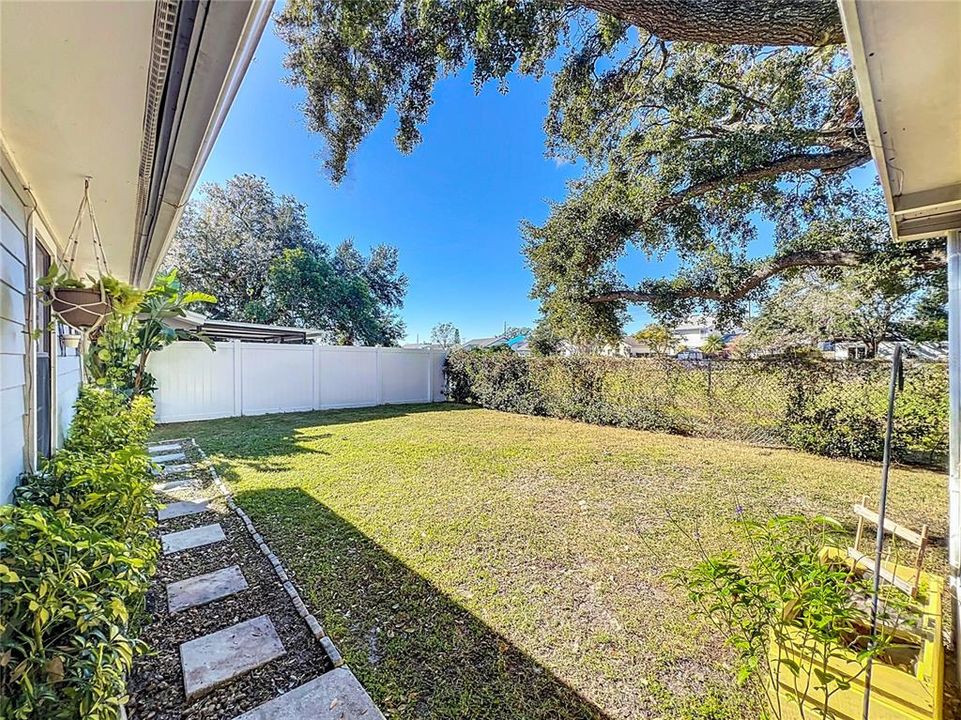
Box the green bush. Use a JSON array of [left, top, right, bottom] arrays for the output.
[[445, 349, 947, 464], [62, 389, 154, 455], [1, 387, 158, 720]]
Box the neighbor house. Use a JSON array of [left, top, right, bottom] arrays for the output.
[[0, 0, 271, 502]]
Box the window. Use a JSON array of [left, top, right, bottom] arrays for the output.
[[35, 241, 51, 458]]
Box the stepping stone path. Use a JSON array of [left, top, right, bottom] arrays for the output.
[[233, 668, 385, 720], [181, 615, 286, 700], [161, 523, 226, 555], [168, 565, 249, 614], [158, 499, 210, 521], [147, 439, 383, 718], [162, 463, 194, 474], [152, 451, 188, 464], [153, 477, 192, 492]]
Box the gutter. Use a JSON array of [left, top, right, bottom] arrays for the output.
[[130, 0, 274, 287]]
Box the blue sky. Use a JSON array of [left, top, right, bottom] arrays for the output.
[[196, 29, 701, 342]]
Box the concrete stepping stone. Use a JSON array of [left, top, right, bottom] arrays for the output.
[[149, 442, 182, 455], [181, 615, 285, 701], [153, 478, 192, 492], [163, 463, 194, 475], [167, 565, 248, 614], [158, 499, 211, 521], [232, 668, 385, 720], [152, 451, 187, 464], [162, 523, 226, 555]]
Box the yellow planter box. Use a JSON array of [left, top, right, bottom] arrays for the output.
[[766, 548, 943, 720]]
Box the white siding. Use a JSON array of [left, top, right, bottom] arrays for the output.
[[57, 354, 81, 442], [0, 171, 28, 502], [149, 342, 448, 423]]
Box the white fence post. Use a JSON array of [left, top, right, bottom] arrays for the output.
[[426, 348, 433, 403], [232, 340, 243, 417], [312, 343, 322, 410], [375, 347, 383, 405]]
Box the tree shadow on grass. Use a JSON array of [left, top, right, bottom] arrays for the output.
[[234, 486, 609, 720], [153, 403, 475, 473]]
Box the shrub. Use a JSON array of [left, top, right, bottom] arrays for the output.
[[0, 505, 151, 720], [2, 386, 158, 719], [62, 388, 154, 455], [445, 349, 947, 464], [784, 361, 948, 463]]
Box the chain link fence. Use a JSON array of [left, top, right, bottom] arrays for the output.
[[445, 351, 948, 466]]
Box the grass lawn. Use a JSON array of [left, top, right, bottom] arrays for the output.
[[153, 403, 948, 719]]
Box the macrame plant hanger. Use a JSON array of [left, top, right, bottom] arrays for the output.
[[49, 177, 112, 335]]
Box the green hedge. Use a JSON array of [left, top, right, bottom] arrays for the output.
[[445, 349, 948, 464], [1, 387, 158, 720]]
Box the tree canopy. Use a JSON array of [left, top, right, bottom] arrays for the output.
[[743, 260, 943, 357], [633, 323, 676, 355], [276, 1, 944, 343], [430, 322, 461, 347], [167, 174, 408, 345]]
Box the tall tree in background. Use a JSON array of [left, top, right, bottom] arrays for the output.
[[430, 322, 461, 348], [168, 174, 315, 319], [276, 0, 944, 343], [633, 323, 676, 355], [168, 174, 407, 345], [745, 268, 915, 357], [430, 322, 460, 347]]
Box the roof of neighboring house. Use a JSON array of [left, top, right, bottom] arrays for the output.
[[0, 0, 273, 286], [461, 336, 502, 349], [621, 336, 647, 349]]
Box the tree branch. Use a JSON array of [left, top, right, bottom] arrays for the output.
[[651, 147, 871, 217], [572, 0, 845, 47], [586, 246, 947, 305]]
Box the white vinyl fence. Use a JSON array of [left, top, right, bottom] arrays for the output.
[[148, 341, 447, 423]]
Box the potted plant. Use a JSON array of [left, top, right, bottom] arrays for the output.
[[37, 264, 142, 331]]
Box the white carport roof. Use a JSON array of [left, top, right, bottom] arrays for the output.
[[838, 0, 961, 241], [0, 0, 272, 286]]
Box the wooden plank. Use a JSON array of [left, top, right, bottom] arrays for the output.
[[852, 504, 924, 546], [846, 547, 916, 596]]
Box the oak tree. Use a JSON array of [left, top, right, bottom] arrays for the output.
[[276, 1, 943, 342]]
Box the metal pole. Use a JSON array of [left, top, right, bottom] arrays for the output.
[[947, 228, 961, 685], [861, 343, 902, 720]]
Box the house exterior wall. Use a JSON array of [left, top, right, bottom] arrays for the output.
[[1, 168, 29, 503], [0, 160, 81, 504]]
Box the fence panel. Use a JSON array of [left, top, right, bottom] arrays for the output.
[[150, 342, 236, 422], [241, 344, 314, 416], [318, 347, 380, 409], [149, 342, 447, 423], [380, 348, 432, 404]]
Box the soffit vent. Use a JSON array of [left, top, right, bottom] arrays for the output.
[[133, 0, 180, 278]]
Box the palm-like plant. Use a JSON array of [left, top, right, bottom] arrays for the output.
[[86, 270, 215, 396], [701, 333, 726, 357]]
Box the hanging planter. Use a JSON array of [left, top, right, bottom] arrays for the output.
[[49, 286, 111, 329], [38, 178, 125, 332]]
